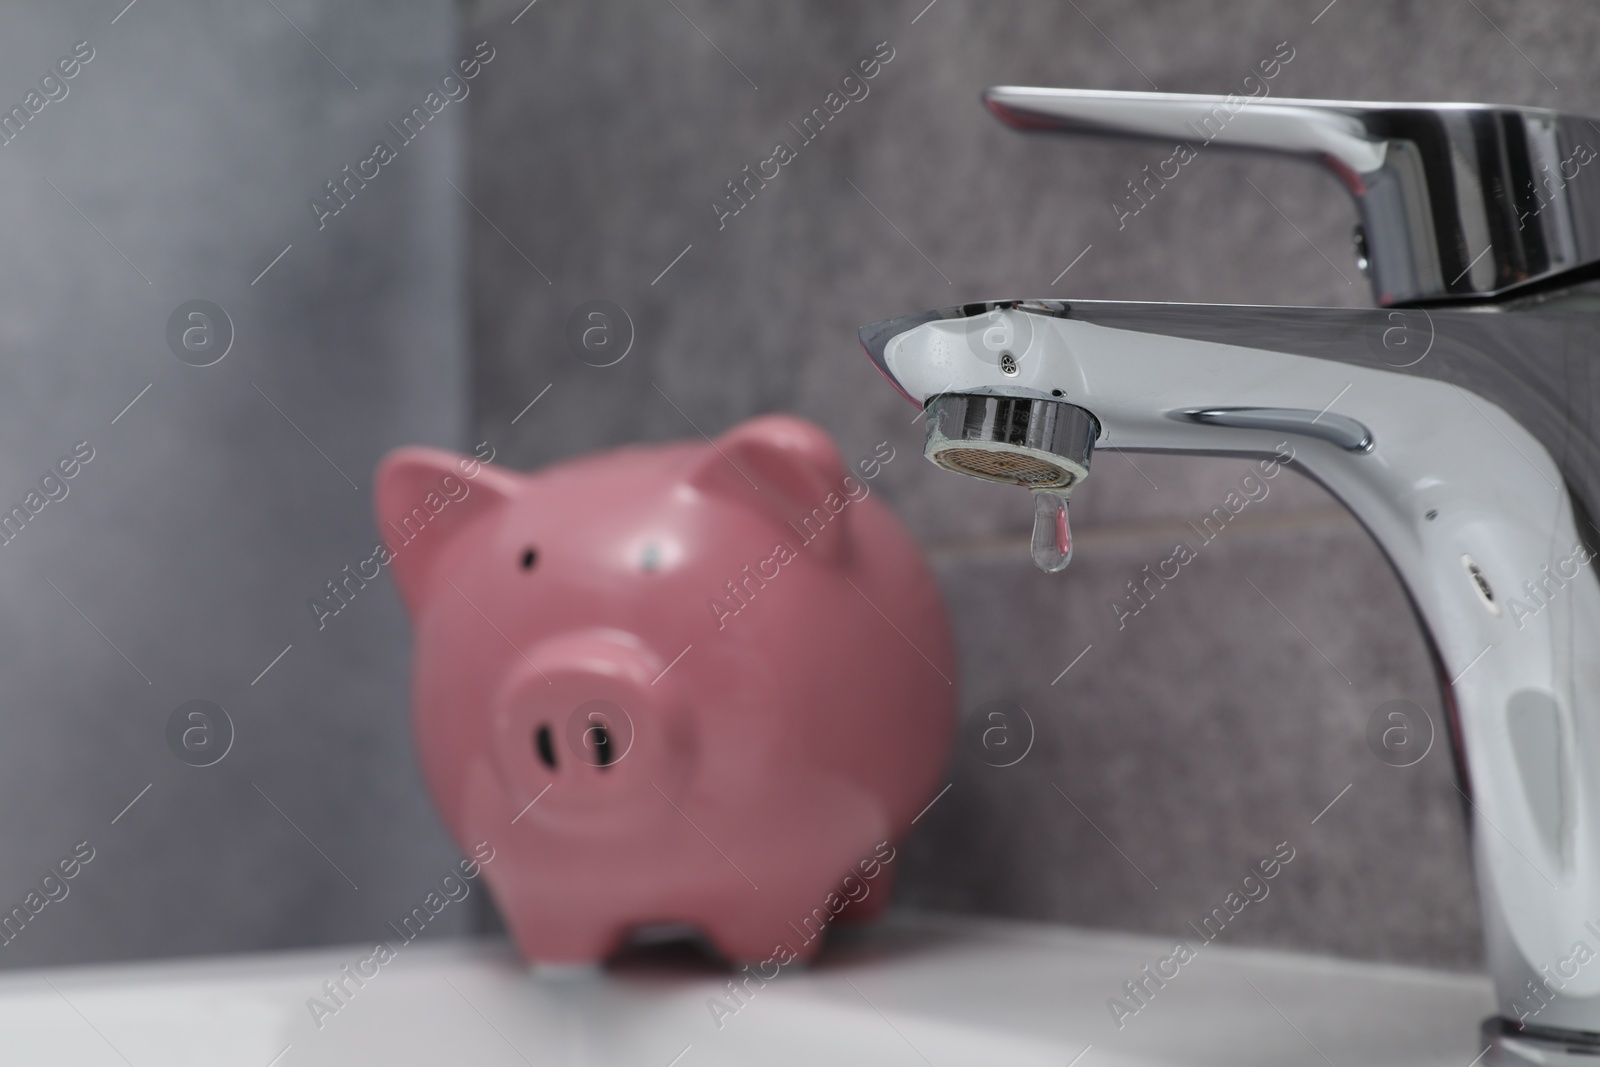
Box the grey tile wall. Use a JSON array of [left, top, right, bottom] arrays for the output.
[[465, 0, 1599, 970]]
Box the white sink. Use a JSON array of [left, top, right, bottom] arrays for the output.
[[0, 912, 1493, 1065]]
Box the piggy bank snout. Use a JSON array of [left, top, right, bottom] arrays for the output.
[[491, 631, 693, 824]]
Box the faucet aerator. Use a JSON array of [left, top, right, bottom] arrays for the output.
[[922, 393, 1099, 490], [922, 393, 1099, 573]]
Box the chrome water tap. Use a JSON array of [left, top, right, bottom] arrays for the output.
[[860, 88, 1600, 1063]]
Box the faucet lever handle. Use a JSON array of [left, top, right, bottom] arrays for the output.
[[985, 87, 1600, 306]]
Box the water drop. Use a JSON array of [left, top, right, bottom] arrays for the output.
[[1031, 491, 1073, 573]]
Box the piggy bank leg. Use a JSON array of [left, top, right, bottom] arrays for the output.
[[503, 901, 630, 970], [835, 862, 897, 924], [701, 912, 827, 970]]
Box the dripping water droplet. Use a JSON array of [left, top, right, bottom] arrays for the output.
[[1031, 491, 1073, 573]]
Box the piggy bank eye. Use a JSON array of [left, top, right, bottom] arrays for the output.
[[520, 547, 538, 571]]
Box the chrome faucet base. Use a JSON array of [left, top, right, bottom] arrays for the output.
[[1485, 1018, 1600, 1065]]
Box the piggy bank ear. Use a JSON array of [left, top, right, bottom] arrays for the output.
[[688, 415, 851, 564], [374, 448, 518, 615]]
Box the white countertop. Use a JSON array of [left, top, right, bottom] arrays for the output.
[[0, 912, 1494, 1066]]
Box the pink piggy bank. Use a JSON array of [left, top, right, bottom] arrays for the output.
[[375, 415, 956, 966]]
